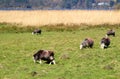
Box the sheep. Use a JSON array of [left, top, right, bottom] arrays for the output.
[[80, 38, 94, 49], [100, 37, 110, 49], [32, 29, 41, 35], [33, 50, 55, 65], [106, 29, 115, 37]]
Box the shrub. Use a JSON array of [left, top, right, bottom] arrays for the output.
[[113, 3, 120, 10]]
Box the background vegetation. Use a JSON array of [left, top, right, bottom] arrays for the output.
[[0, 0, 120, 10], [0, 23, 120, 79], [0, 10, 120, 26]]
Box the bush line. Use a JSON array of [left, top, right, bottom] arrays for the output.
[[0, 23, 120, 33]]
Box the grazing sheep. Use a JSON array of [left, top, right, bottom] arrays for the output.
[[80, 38, 94, 49], [33, 50, 55, 65], [32, 29, 41, 35], [100, 37, 110, 49], [106, 29, 115, 37]]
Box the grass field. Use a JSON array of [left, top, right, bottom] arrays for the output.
[[0, 10, 120, 26], [0, 23, 120, 79]]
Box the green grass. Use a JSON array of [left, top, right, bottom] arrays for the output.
[[0, 24, 120, 79]]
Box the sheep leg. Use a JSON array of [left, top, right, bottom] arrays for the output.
[[52, 60, 56, 64], [33, 57, 36, 63]]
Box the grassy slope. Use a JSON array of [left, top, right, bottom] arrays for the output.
[[0, 24, 120, 79]]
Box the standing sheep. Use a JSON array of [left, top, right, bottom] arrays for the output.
[[80, 38, 94, 49], [106, 29, 115, 37], [33, 50, 56, 65], [100, 37, 110, 49], [32, 29, 41, 35]]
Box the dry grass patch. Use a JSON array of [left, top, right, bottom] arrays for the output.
[[0, 10, 120, 26]]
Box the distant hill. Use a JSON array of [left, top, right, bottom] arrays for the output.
[[0, 0, 120, 10]]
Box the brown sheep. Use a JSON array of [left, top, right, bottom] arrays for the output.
[[33, 50, 55, 65], [100, 37, 110, 49], [80, 38, 94, 49], [32, 29, 41, 35], [106, 29, 115, 37]]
